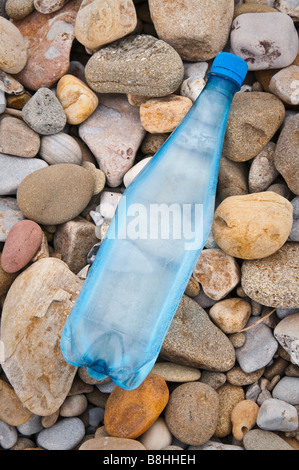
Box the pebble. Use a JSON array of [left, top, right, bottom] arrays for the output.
[[235, 317, 278, 373], [0, 419, 18, 449], [39, 132, 82, 166], [257, 398, 298, 432], [214, 384, 245, 438], [230, 12, 299, 70], [243, 429, 294, 451], [274, 0, 299, 18], [140, 95, 193, 134], [141, 133, 169, 155], [151, 362, 201, 383], [17, 414, 43, 436], [123, 157, 152, 187], [60, 394, 88, 417], [0, 17, 27, 74], [96, 381, 116, 394], [184, 276, 200, 297], [139, 417, 172, 450], [164, 382, 219, 446], [226, 367, 265, 386], [241, 243, 299, 308], [233, 3, 278, 18], [228, 333, 246, 348], [34, 0, 69, 14], [269, 65, 299, 105], [0, 69, 25, 96], [104, 374, 169, 439], [148, 0, 234, 61], [212, 192, 293, 260], [0, 254, 17, 295], [274, 313, 299, 366], [272, 377, 299, 405], [79, 437, 146, 451], [82, 162, 106, 196], [53, 216, 99, 274], [6, 91, 30, 109], [0, 258, 83, 416], [22, 88, 67, 136], [274, 113, 299, 196], [231, 400, 260, 441], [0, 88, 5, 113], [193, 248, 241, 301], [161, 295, 235, 371], [1, 219, 43, 273], [75, 0, 137, 51], [5, 0, 34, 20], [189, 441, 244, 451], [199, 371, 226, 390], [180, 76, 206, 103], [0, 116, 40, 158], [36, 417, 85, 450], [0, 197, 24, 241], [56, 75, 99, 125], [15, 0, 81, 91], [79, 94, 146, 187], [289, 197, 299, 242], [0, 379, 32, 426], [218, 156, 248, 201], [222, 92, 285, 162], [17, 164, 95, 225], [0, 153, 48, 196], [208, 298, 251, 334], [85, 35, 184, 97], [248, 142, 279, 193]]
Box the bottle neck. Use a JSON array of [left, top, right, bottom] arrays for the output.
[[194, 74, 240, 107]]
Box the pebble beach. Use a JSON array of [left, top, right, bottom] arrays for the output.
[[0, 0, 299, 452]]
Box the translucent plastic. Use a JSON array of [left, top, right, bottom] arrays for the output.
[[61, 75, 240, 390]]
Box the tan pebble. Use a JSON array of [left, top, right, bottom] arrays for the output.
[[57, 75, 98, 125], [0, 378, 33, 426], [233, 3, 278, 19], [231, 400, 260, 441], [79, 437, 146, 450], [6, 92, 31, 110], [60, 394, 88, 417], [41, 410, 59, 428], [0, 253, 18, 296], [209, 298, 251, 334], [184, 276, 200, 297], [0, 17, 27, 74], [95, 426, 110, 438], [39, 132, 83, 166], [139, 417, 172, 450], [212, 192, 293, 260], [228, 332, 246, 348], [127, 94, 151, 107], [151, 362, 201, 382], [226, 367, 265, 386], [31, 233, 50, 262], [140, 95, 192, 134], [215, 384, 245, 438], [141, 133, 169, 155], [82, 161, 106, 195]]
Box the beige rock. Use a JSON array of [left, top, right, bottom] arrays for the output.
[[5, 0, 35, 20], [123, 157, 152, 188], [218, 155, 248, 201], [0, 258, 83, 416], [127, 94, 150, 107], [184, 276, 200, 297], [75, 0, 137, 50], [222, 92, 285, 162], [56, 75, 99, 125], [231, 400, 260, 441], [228, 332, 246, 348], [60, 394, 88, 417], [233, 3, 278, 19], [141, 133, 169, 155], [193, 248, 241, 301], [226, 367, 265, 386], [269, 65, 299, 106], [151, 362, 201, 383], [0, 116, 40, 158], [209, 298, 251, 334], [41, 410, 59, 428], [39, 132, 83, 166], [212, 192, 293, 260], [53, 216, 98, 274], [148, 0, 234, 61], [0, 17, 27, 74], [215, 383, 245, 438], [139, 417, 172, 450], [0, 253, 17, 296], [140, 95, 192, 133], [248, 142, 278, 193], [79, 437, 146, 450], [82, 162, 106, 195], [34, 0, 69, 14], [0, 379, 32, 426]]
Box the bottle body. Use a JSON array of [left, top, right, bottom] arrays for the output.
[[61, 76, 240, 390]]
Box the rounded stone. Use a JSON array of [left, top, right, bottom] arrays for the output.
[[231, 400, 260, 441], [272, 377, 299, 405], [0, 379, 32, 426], [151, 362, 201, 383], [227, 367, 265, 387], [60, 394, 88, 417], [212, 192, 293, 260], [39, 133, 83, 166], [209, 298, 251, 334], [75, 0, 137, 50], [140, 95, 193, 134], [85, 35, 184, 97], [269, 65, 299, 106], [164, 382, 219, 446], [0, 116, 40, 158], [0, 419, 18, 449], [274, 313, 299, 366], [0, 17, 27, 73], [22, 88, 67, 136], [17, 164, 95, 225], [218, 155, 248, 201], [222, 92, 285, 163], [36, 417, 85, 450], [148, 0, 234, 62], [214, 384, 245, 438], [34, 0, 70, 14], [104, 374, 169, 439], [274, 113, 299, 196], [241, 242, 299, 308], [5, 0, 34, 20], [233, 3, 278, 19], [138, 417, 172, 450], [257, 398, 298, 432], [0, 253, 18, 296], [123, 157, 152, 188], [1, 219, 43, 273], [248, 142, 279, 193], [17, 414, 43, 436], [56, 75, 99, 125], [243, 429, 294, 451], [79, 437, 146, 451]]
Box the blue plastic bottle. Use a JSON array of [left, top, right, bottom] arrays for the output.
[[61, 53, 248, 390]]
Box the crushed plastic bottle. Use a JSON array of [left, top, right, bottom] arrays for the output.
[[61, 53, 248, 390]]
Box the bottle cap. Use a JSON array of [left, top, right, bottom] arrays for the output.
[[207, 52, 248, 87]]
